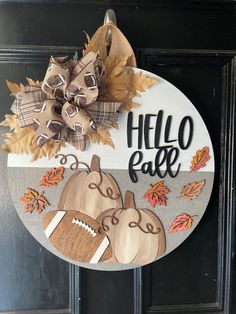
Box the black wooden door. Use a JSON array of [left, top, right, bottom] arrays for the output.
[[0, 2, 235, 314]]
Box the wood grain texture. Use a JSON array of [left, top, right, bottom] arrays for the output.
[[133, 220, 158, 265], [43, 210, 112, 263], [97, 192, 166, 266], [115, 208, 141, 263], [57, 156, 122, 219]]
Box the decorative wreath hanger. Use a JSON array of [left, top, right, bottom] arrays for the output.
[[1, 9, 215, 271]]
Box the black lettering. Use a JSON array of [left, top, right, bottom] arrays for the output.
[[128, 151, 143, 183], [166, 147, 181, 177], [144, 114, 156, 149], [154, 110, 163, 149], [178, 116, 193, 149], [164, 116, 177, 144], [127, 112, 144, 149]]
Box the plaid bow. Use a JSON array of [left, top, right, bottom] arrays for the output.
[[10, 52, 120, 151]]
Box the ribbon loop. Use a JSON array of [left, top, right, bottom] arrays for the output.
[[68, 52, 105, 107], [32, 100, 65, 147], [62, 102, 95, 135], [10, 51, 121, 151], [42, 56, 72, 99]]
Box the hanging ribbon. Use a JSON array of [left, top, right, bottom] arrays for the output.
[[10, 52, 120, 151], [86, 23, 137, 66]]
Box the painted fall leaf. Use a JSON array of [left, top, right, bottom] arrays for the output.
[[190, 146, 210, 171], [40, 167, 65, 187], [178, 179, 206, 201], [144, 181, 170, 208], [169, 213, 197, 233], [20, 188, 49, 213]]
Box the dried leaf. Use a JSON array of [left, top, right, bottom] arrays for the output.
[[88, 129, 115, 149], [178, 180, 205, 200], [119, 98, 140, 111], [169, 214, 197, 233], [104, 65, 135, 103], [83, 31, 91, 44], [6, 80, 22, 94], [40, 167, 65, 187], [3, 56, 156, 156], [83, 32, 97, 56], [132, 72, 157, 93], [30, 139, 65, 161], [104, 57, 157, 113], [20, 83, 25, 90], [111, 120, 119, 129], [105, 56, 130, 75], [144, 181, 170, 207], [190, 146, 210, 171], [2, 124, 35, 154], [20, 188, 49, 213], [0, 114, 19, 130], [1, 115, 64, 160], [26, 77, 40, 86]]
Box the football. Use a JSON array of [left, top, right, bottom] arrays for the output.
[[42, 210, 112, 263]]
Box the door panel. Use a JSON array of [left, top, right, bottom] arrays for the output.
[[0, 2, 235, 314], [139, 51, 235, 313]]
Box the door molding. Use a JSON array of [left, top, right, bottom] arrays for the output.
[[0, 47, 235, 314], [134, 49, 236, 314]]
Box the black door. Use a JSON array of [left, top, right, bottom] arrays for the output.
[[0, 2, 235, 314]]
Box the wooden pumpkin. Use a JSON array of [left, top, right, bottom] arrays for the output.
[[58, 155, 122, 219], [97, 191, 166, 265]]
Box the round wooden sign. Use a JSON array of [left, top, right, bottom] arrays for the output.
[[7, 69, 214, 270]]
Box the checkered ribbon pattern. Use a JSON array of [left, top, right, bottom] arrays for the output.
[[10, 52, 121, 151]]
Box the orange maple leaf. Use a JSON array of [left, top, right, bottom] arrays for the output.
[[169, 213, 197, 233], [144, 181, 170, 207], [20, 188, 49, 213], [40, 167, 65, 187], [190, 146, 210, 171], [177, 180, 205, 200]]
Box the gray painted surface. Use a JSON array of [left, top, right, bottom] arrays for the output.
[[8, 164, 214, 271]]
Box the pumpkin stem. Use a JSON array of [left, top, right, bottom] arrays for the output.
[[124, 191, 135, 208], [90, 155, 100, 172]]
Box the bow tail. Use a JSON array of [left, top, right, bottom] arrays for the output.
[[11, 86, 49, 128], [87, 101, 121, 130], [66, 129, 86, 151]]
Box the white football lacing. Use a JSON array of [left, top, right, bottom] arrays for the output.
[[72, 218, 97, 237]]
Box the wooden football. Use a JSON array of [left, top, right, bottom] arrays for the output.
[[42, 210, 112, 263]]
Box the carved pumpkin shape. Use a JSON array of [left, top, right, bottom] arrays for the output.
[[97, 191, 166, 265], [58, 155, 122, 219]]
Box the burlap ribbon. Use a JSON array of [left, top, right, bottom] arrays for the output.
[[10, 52, 120, 151], [87, 23, 136, 67]]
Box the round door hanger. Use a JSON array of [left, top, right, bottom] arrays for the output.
[[6, 68, 214, 271]]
